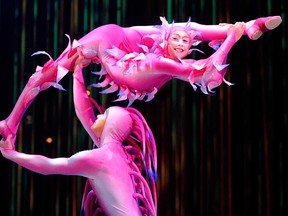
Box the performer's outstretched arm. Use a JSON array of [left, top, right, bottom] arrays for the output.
[[0, 135, 96, 177], [73, 62, 98, 144]]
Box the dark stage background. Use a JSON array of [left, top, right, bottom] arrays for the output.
[[0, 0, 287, 216]]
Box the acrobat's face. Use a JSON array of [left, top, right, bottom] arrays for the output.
[[91, 111, 108, 138], [167, 30, 191, 60]]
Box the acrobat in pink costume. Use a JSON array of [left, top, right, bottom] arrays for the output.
[[0, 16, 282, 143], [1, 67, 158, 215]]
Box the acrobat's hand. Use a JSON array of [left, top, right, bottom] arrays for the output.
[[228, 22, 245, 42], [0, 135, 15, 151]]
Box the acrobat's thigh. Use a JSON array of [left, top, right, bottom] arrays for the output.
[[78, 24, 143, 53]]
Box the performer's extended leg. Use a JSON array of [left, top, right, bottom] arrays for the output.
[[186, 15, 281, 41], [0, 51, 79, 141]]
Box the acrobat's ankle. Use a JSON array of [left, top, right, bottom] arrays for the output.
[[247, 16, 282, 40], [0, 120, 15, 140]]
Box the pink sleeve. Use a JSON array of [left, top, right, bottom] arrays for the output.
[[1, 148, 96, 178], [73, 68, 98, 144]]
